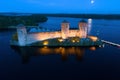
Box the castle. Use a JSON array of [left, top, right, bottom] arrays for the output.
[[17, 20, 89, 46]]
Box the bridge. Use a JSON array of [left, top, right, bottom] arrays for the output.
[[101, 40, 120, 48]]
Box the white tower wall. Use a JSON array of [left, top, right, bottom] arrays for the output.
[[61, 21, 69, 39], [88, 18, 92, 34], [78, 22, 88, 38], [17, 25, 27, 46]]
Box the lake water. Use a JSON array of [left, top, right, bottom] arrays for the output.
[[0, 17, 120, 80]]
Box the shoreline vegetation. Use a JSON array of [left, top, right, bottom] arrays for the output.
[[30, 37, 102, 47], [1, 13, 120, 29], [42, 13, 120, 20], [0, 14, 48, 29]]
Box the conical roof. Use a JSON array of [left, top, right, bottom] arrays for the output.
[[17, 24, 25, 27], [79, 19, 87, 23], [62, 20, 69, 23]]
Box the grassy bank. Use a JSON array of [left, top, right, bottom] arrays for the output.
[[31, 37, 103, 47]]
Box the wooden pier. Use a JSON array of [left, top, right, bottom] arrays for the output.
[[101, 40, 120, 47]]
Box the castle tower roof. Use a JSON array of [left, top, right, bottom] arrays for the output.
[[62, 20, 69, 23], [79, 19, 87, 23], [17, 24, 25, 27]]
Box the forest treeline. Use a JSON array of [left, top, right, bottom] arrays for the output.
[[0, 14, 48, 28], [1, 13, 120, 29], [42, 14, 120, 19]]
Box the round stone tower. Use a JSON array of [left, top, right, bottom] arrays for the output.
[[17, 24, 27, 46], [78, 20, 88, 38], [61, 20, 69, 39], [88, 18, 92, 35]]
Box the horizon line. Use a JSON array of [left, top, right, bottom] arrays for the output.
[[0, 12, 120, 15]]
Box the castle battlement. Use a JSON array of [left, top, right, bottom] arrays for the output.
[[16, 20, 89, 46]]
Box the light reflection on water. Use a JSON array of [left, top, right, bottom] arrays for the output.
[[11, 46, 99, 64]]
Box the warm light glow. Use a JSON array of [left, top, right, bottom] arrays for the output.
[[44, 46, 48, 49], [29, 22, 88, 42], [88, 36, 98, 41], [77, 40, 79, 42], [89, 47, 96, 51], [58, 38, 64, 42], [79, 22, 88, 38], [72, 40, 75, 43], [59, 47, 63, 49], [39, 47, 51, 55], [43, 41, 49, 46], [37, 47, 85, 61]]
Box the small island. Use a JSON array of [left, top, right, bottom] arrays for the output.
[[10, 19, 103, 47]]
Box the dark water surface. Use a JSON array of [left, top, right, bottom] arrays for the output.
[[0, 17, 120, 80]]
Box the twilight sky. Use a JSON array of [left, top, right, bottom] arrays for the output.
[[0, 0, 120, 14]]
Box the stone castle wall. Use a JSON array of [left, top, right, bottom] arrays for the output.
[[69, 30, 79, 37], [26, 31, 61, 44], [17, 20, 88, 46], [26, 30, 81, 44]]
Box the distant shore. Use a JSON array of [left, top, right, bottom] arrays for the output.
[[1, 13, 120, 20], [0, 14, 48, 29], [1, 13, 120, 30], [42, 14, 120, 20]]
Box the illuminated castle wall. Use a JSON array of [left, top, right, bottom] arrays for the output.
[[17, 20, 88, 46], [61, 20, 70, 39]]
